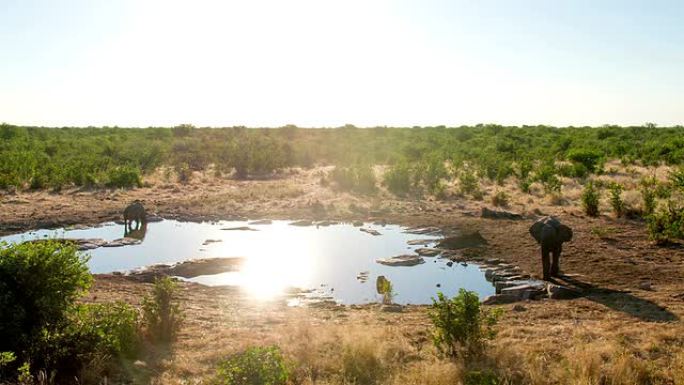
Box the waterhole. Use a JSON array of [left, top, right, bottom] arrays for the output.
[[1, 220, 494, 304]]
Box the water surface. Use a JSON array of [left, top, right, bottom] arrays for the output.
[[1, 220, 494, 304]]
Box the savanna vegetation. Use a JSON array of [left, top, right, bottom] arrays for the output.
[[2, 122, 684, 242]]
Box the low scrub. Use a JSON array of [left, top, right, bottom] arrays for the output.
[[647, 201, 684, 244], [142, 276, 184, 343], [212, 346, 290, 385], [429, 290, 501, 359], [331, 164, 377, 194], [581, 182, 600, 217]]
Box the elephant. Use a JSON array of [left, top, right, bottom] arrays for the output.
[[529, 216, 573, 280], [123, 201, 146, 231]]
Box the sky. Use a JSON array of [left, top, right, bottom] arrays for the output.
[[1, 0, 682, 128]]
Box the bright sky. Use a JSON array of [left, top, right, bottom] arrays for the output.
[[1, 0, 682, 127]]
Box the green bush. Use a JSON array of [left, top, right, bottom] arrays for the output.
[[647, 202, 684, 244], [518, 178, 532, 194], [105, 166, 142, 188], [459, 168, 480, 197], [640, 178, 658, 216], [428, 290, 501, 359], [608, 183, 625, 217], [0, 241, 92, 362], [383, 162, 412, 196], [567, 148, 602, 172], [212, 346, 289, 385], [491, 191, 509, 207], [142, 277, 184, 342], [331, 165, 377, 195], [581, 182, 600, 217], [66, 302, 141, 359], [669, 167, 684, 190]]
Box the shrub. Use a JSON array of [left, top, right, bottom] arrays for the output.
[[459, 169, 480, 197], [212, 346, 289, 385], [105, 166, 142, 188], [142, 277, 184, 342], [647, 202, 684, 244], [640, 178, 657, 216], [383, 162, 412, 196], [331, 165, 377, 195], [491, 191, 509, 208], [518, 178, 531, 194], [608, 183, 625, 217], [342, 343, 386, 385], [567, 148, 602, 172], [428, 290, 501, 359], [66, 302, 141, 359], [0, 241, 92, 362], [176, 162, 192, 184], [669, 167, 684, 190], [581, 182, 600, 217]]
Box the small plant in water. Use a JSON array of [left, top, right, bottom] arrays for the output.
[[212, 346, 289, 385], [428, 289, 501, 359], [142, 276, 184, 342]]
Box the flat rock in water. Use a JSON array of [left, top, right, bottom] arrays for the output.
[[376, 255, 425, 267], [414, 248, 442, 257], [407, 239, 440, 246], [437, 231, 487, 249], [360, 228, 381, 236], [104, 237, 142, 247], [352, 221, 364, 227], [202, 239, 222, 245], [248, 219, 273, 225], [316, 220, 337, 226], [481, 207, 523, 220], [290, 220, 313, 226], [403, 226, 441, 235], [220, 226, 258, 231]]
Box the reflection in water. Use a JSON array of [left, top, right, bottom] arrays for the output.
[[0, 220, 495, 304], [124, 222, 147, 241]]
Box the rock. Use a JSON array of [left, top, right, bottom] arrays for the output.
[[437, 231, 487, 249], [481, 207, 523, 220], [407, 239, 440, 246], [220, 226, 258, 231], [202, 239, 222, 245], [512, 304, 527, 312], [381, 304, 404, 313], [376, 255, 425, 267], [485, 258, 502, 265], [415, 248, 442, 257], [436, 283, 441, 288], [353, 221, 364, 227], [501, 284, 545, 300], [248, 219, 272, 225], [404, 226, 441, 235], [65, 224, 91, 231], [146, 215, 164, 223], [290, 220, 313, 226], [496, 280, 545, 295], [639, 281, 653, 291], [316, 220, 337, 226], [360, 228, 381, 236], [547, 284, 583, 299], [133, 360, 147, 368], [446, 261, 453, 267], [482, 294, 520, 305], [103, 237, 142, 247]]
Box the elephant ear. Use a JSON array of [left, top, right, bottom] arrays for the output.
[[529, 221, 545, 244], [558, 225, 573, 242]]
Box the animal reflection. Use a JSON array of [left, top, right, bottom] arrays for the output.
[[124, 221, 147, 241]]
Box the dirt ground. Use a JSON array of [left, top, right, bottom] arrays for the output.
[[2, 165, 684, 383]]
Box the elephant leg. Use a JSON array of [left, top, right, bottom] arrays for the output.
[[541, 245, 551, 280], [550, 245, 562, 277]]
